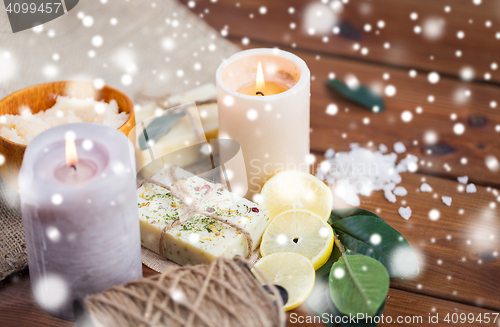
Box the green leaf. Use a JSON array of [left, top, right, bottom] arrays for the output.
[[326, 79, 385, 112], [308, 257, 386, 327], [327, 292, 386, 327], [138, 112, 186, 150], [329, 208, 382, 224], [331, 216, 419, 277], [329, 255, 389, 317]]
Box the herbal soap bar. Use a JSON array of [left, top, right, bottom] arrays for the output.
[[137, 165, 270, 266]]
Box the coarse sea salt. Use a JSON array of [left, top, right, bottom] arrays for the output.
[[384, 190, 397, 203], [420, 183, 432, 192], [0, 96, 128, 145], [399, 206, 412, 220], [383, 183, 396, 192], [442, 196, 452, 206], [466, 183, 477, 193], [325, 148, 335, 158], [457, 176, 468, 184], [394, 186, 408, 197], [316, 145, 418, 206], [393, 141, 406, 154]]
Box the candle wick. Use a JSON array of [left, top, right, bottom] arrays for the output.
[[71, 165, 77, 171], [256, 91, 265, 96]]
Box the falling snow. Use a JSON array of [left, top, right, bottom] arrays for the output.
[[326, 104, 338, 115], [0, 50, 18, 84], [333, 267, 345, 279], [429, 209, 440, 221], [33, 274, 69, 311], [51, 194, 63, 205], [485, 155, 500, 172], [370, 233, 382, 245], [428, 72, 440, 84], [460, 66, 475, 81], [385, 85, 396, 97], [302, 2, 340, 35], [453, 123, 465, 135], [423, 17, 446, 40], [91, 35, 104, 47]]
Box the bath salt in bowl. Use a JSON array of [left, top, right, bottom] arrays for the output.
[[0, 96, 129, 145], [0, 81, 135, 191]]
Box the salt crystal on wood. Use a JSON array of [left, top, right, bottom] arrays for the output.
[[420, 183, 432, 192], [457, 176, 468, 184], [383, 183, 396, 192], [399, 206, 412, 220], [442, 196, 452, 206], [385, 190, 397, 203], [394, 186, 408, 196], [391, 173, 402, 184], [317, 146, 418, 204], [393, 141, 406, 154], [466, 183, 477, 193]]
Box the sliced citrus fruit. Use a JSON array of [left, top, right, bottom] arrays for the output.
[[260, 209, 334, 270], [261, 171, 333, 221], [252, 252, 315, 311]]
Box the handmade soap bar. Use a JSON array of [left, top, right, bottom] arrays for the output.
[[137, 165, 270, 266]]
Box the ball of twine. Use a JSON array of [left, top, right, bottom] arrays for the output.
[[84, 257, 286, 327]]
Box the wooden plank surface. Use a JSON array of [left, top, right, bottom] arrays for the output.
[[346, 171, 500, 310], [290, 288, 500, 327], [181, 0, 500, 83], [3, 266, 499, 327], [381, 288, 500, 327], [2, 0, 500, 326]]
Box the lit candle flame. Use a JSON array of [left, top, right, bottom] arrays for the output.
[[256, 61, 266, 93], [65, 137, 78, 167]]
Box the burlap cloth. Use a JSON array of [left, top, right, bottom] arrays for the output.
[[0, 0, 239, 280], [0, 178, 26, 280]]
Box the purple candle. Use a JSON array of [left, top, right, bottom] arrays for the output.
[[19, 122, 142, 320]]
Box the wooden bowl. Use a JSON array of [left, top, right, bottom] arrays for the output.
[[0, 81, 135, 191]]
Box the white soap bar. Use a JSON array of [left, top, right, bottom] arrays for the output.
[[137, 165, 270, 266]]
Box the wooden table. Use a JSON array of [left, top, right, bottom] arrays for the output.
[[2, 0, 500, 326]]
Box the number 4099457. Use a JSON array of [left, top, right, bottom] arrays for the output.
[[444, 312, 499, 324], [5, 2, 62, 14]]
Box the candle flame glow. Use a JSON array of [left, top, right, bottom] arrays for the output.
[[65, 137, 78, 167], [256, 61, 266, 92]]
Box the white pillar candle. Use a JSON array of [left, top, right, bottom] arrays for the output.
[[19, 123, 142, 320], [216, 48, 310, 199]]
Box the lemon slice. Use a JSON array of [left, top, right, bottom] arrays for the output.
[[253, 253, 315, 311], [261, 171, 333, 221], [260, 209, 334, 270]]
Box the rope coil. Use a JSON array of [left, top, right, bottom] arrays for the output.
[[84, 257, 286, 327]]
